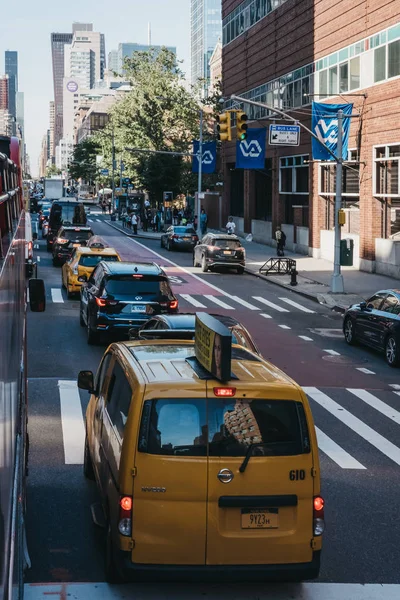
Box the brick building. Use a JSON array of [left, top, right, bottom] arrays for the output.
[[221, 0, 400, 277], [0, 76, 9, 110]]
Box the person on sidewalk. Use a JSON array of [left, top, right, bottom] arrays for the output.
[[131, 213, 138, 235], [275, 225, 286, 257], [226, 217, 236, 235], [200, 208, 208, 235]]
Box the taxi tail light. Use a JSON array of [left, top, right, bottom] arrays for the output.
[[214, 387, 236, 397], [172, 234, 179, 239], [169, 300, 178, 310], [56, 237, 68, 244], [118, 495, 133, 537], [313, 496, 325, 536]]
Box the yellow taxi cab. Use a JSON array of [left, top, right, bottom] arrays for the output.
[[78, 313, 324, 583], [61, 244, 121, 298]]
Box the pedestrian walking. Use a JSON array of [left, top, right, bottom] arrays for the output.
[[131, 213, 138, 235], [200, 208, 208, 235], [226, 217, 236, 235], [275, 225, 286, 256], [108, 201, 112, 215], [101, 201, 106, 214]]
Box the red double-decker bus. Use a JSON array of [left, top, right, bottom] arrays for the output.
[[0, 136, 44, 600]]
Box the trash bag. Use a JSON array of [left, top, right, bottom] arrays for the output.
[[245, 233, 253, 243]]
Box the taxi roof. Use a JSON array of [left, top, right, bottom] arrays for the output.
[[74, 246, 119, 255], [122, 340, 297, 389]]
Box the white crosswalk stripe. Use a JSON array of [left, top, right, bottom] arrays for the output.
[[204, 295, 235, 309], [87, 219, 93, 222], [260, 313, 272, 320], [323, 349, 340, 356], [280, 297, 315, 313], [252, 296, 289, 312], [316, 426, 366, 469], [230, 296, 260, 310], [299, 335, 313, 341], [51, 288, 64, 303], [348, 389, 400, 425], [179, 294, 206, 308], [304, 387, 400, 467]]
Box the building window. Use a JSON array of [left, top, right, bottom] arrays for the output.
[[374, 145, 400, 198], [319, 149, 360, 207], [388, 40, 400, 78], [374, 46, 386, 82], [279, 155, 309, 195]]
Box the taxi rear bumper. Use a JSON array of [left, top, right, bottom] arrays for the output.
[[116, 550, 321, 583]]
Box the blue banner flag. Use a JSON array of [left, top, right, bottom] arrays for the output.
[[236, 128, 266, 169], [192, 140, 217, 174], [311, 102, 353, 161]]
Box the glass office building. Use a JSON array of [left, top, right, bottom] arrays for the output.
[[191, 0, 221, 96]]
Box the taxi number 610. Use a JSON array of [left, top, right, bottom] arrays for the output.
[[289, 469, 306, 481]]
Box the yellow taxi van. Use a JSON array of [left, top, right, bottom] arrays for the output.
[[62, 243, 121, 298], [78, 313, 324, 583]]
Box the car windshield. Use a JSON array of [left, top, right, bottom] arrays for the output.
[[105, 275, 172, 298], [174, 227, 196, 235], [79, 255, 119, 267], [138, 399, 309, 457], [62, 230, 92, 241], [214, 239, 241, 249], [53, 204, 86, 225]]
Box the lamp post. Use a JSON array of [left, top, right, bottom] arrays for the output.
[[196, 108, 203, 239]]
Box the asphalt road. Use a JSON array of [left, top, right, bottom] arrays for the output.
[[25, 213, 400, 598]]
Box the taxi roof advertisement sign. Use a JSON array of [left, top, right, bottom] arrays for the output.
[[195, 313, 232, 382]]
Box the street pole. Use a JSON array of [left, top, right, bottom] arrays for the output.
[[331, 109, 344, 293], [197, 109, 203, 239], [111, 127, 115, 213]]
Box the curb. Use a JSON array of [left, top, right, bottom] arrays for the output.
[[105, 220, 346, 314]]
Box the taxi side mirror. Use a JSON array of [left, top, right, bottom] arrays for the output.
[[359, 301, 367, 311], [78, 370, 94, 393], [128, 328, 139, 340], [29, 279, 46, 312], [78, 275, 87, 282]]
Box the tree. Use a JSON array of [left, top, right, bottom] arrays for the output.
[[45, 164, 62, 177], [69, 138, 100, 182]]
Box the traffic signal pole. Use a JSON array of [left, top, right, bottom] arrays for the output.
[[197, 109, 203, 239]]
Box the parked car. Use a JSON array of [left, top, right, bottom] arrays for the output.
[[130, 312, 260, 354], [52, 225, 94, 266], [193, 233, 245, 274], [343, 289, 400, 366], [161, 226, 198, 251], [79, 261, 179, 344]]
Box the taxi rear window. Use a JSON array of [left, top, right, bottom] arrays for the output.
[[79, 255, 119, 267], [138, 399, 310, 457]]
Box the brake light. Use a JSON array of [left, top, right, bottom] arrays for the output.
[[214, 387, 236, 397], [118, 495, 132, 536], [28, 241, 33, 252], [313, 495, 325, 536], [132, 274, 143, 278], [95, 298, 107, 307], [56, 237, 68, 244], [169, 300, 178, 310], [172, 234, 179, 239]]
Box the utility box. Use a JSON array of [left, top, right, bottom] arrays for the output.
[[340, 238, 354, 266]]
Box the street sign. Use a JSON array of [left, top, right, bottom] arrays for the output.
[[100, 169, 109, 176], [269, 124, 300, 146]]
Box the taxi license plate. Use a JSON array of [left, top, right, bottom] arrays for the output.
[[183, 237, 190, 241], [73, 243, 80, 247], [241, 508, 279, 529], [223, 250, 233, 255], [131, 305, 146, 313]]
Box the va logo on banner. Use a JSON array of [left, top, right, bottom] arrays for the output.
[[311, 102, 353, 161], [192, 140, 217, 174], [236, 128, 266, 169]]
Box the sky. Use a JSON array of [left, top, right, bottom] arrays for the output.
[[0, 0, 191, 176]]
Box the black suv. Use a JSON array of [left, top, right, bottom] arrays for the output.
[[79, 262, 179, 344], [52, 226, 94, 266], [47, 199, 86, 251], [193, 233, 245, 274]]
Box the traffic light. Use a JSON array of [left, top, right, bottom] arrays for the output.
[[216, 112, 232, 142], [236, 112, 248, 140]]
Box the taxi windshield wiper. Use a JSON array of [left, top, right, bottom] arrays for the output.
[[239, 443, 272, 473]]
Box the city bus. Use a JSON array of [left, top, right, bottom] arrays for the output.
[[0, 135, 45, 599]]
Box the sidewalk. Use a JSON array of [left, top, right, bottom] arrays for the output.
[[105, 218, 399, 312]]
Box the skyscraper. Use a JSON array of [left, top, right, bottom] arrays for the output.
[[65, 29, 105, 87], [191, 0, 221, 96], [108, 50, 119, 74], [5, 51, 18, 132], [51, 32, 73, 149], [117, 43, 176, 74], [0, 76, 9, 110], [49, 101, 55, 163]]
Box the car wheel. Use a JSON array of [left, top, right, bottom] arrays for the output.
[[201, 255, 208, 273], [105, 519, 124, 584], [385, 336, 399, 367], [237, 267, 244, 274], [166, 241, 171, 251], [67, 285, 74, 300], [83, 433, 95, 480], [87, 313, 99, 345], [343, 317, 356, 345]]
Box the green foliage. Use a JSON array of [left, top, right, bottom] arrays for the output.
[[45, 164, 62, 177], [69, 138, 100, 182]]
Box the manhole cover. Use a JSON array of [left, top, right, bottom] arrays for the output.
[[322, 355, 368, 366]]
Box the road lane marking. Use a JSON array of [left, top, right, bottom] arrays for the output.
[[37, 256, 40, 262], [394, 392, 400, 397], [356, 367, 375, 375], [323, 349, 340, 356], [279, 297, 315, 313], [96, 219, 102, 222], [305, 387, 400, 466], [204, 295, 235, 309], [58, 380, 85, 464], [230, 296, 260, 310], [278, 324, 291, 329], [316, 426, 366, 469], [260, 313, 272, 319], [179, 294, 206, 308], [51, 288, 64, 303], [348, 389, 400, 425], [34, 244, 39, 249], [252, 297, 289, 312], [389, 384, 400, 390], [299, 335, 313, 341], [88, 219, 93, 223]]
